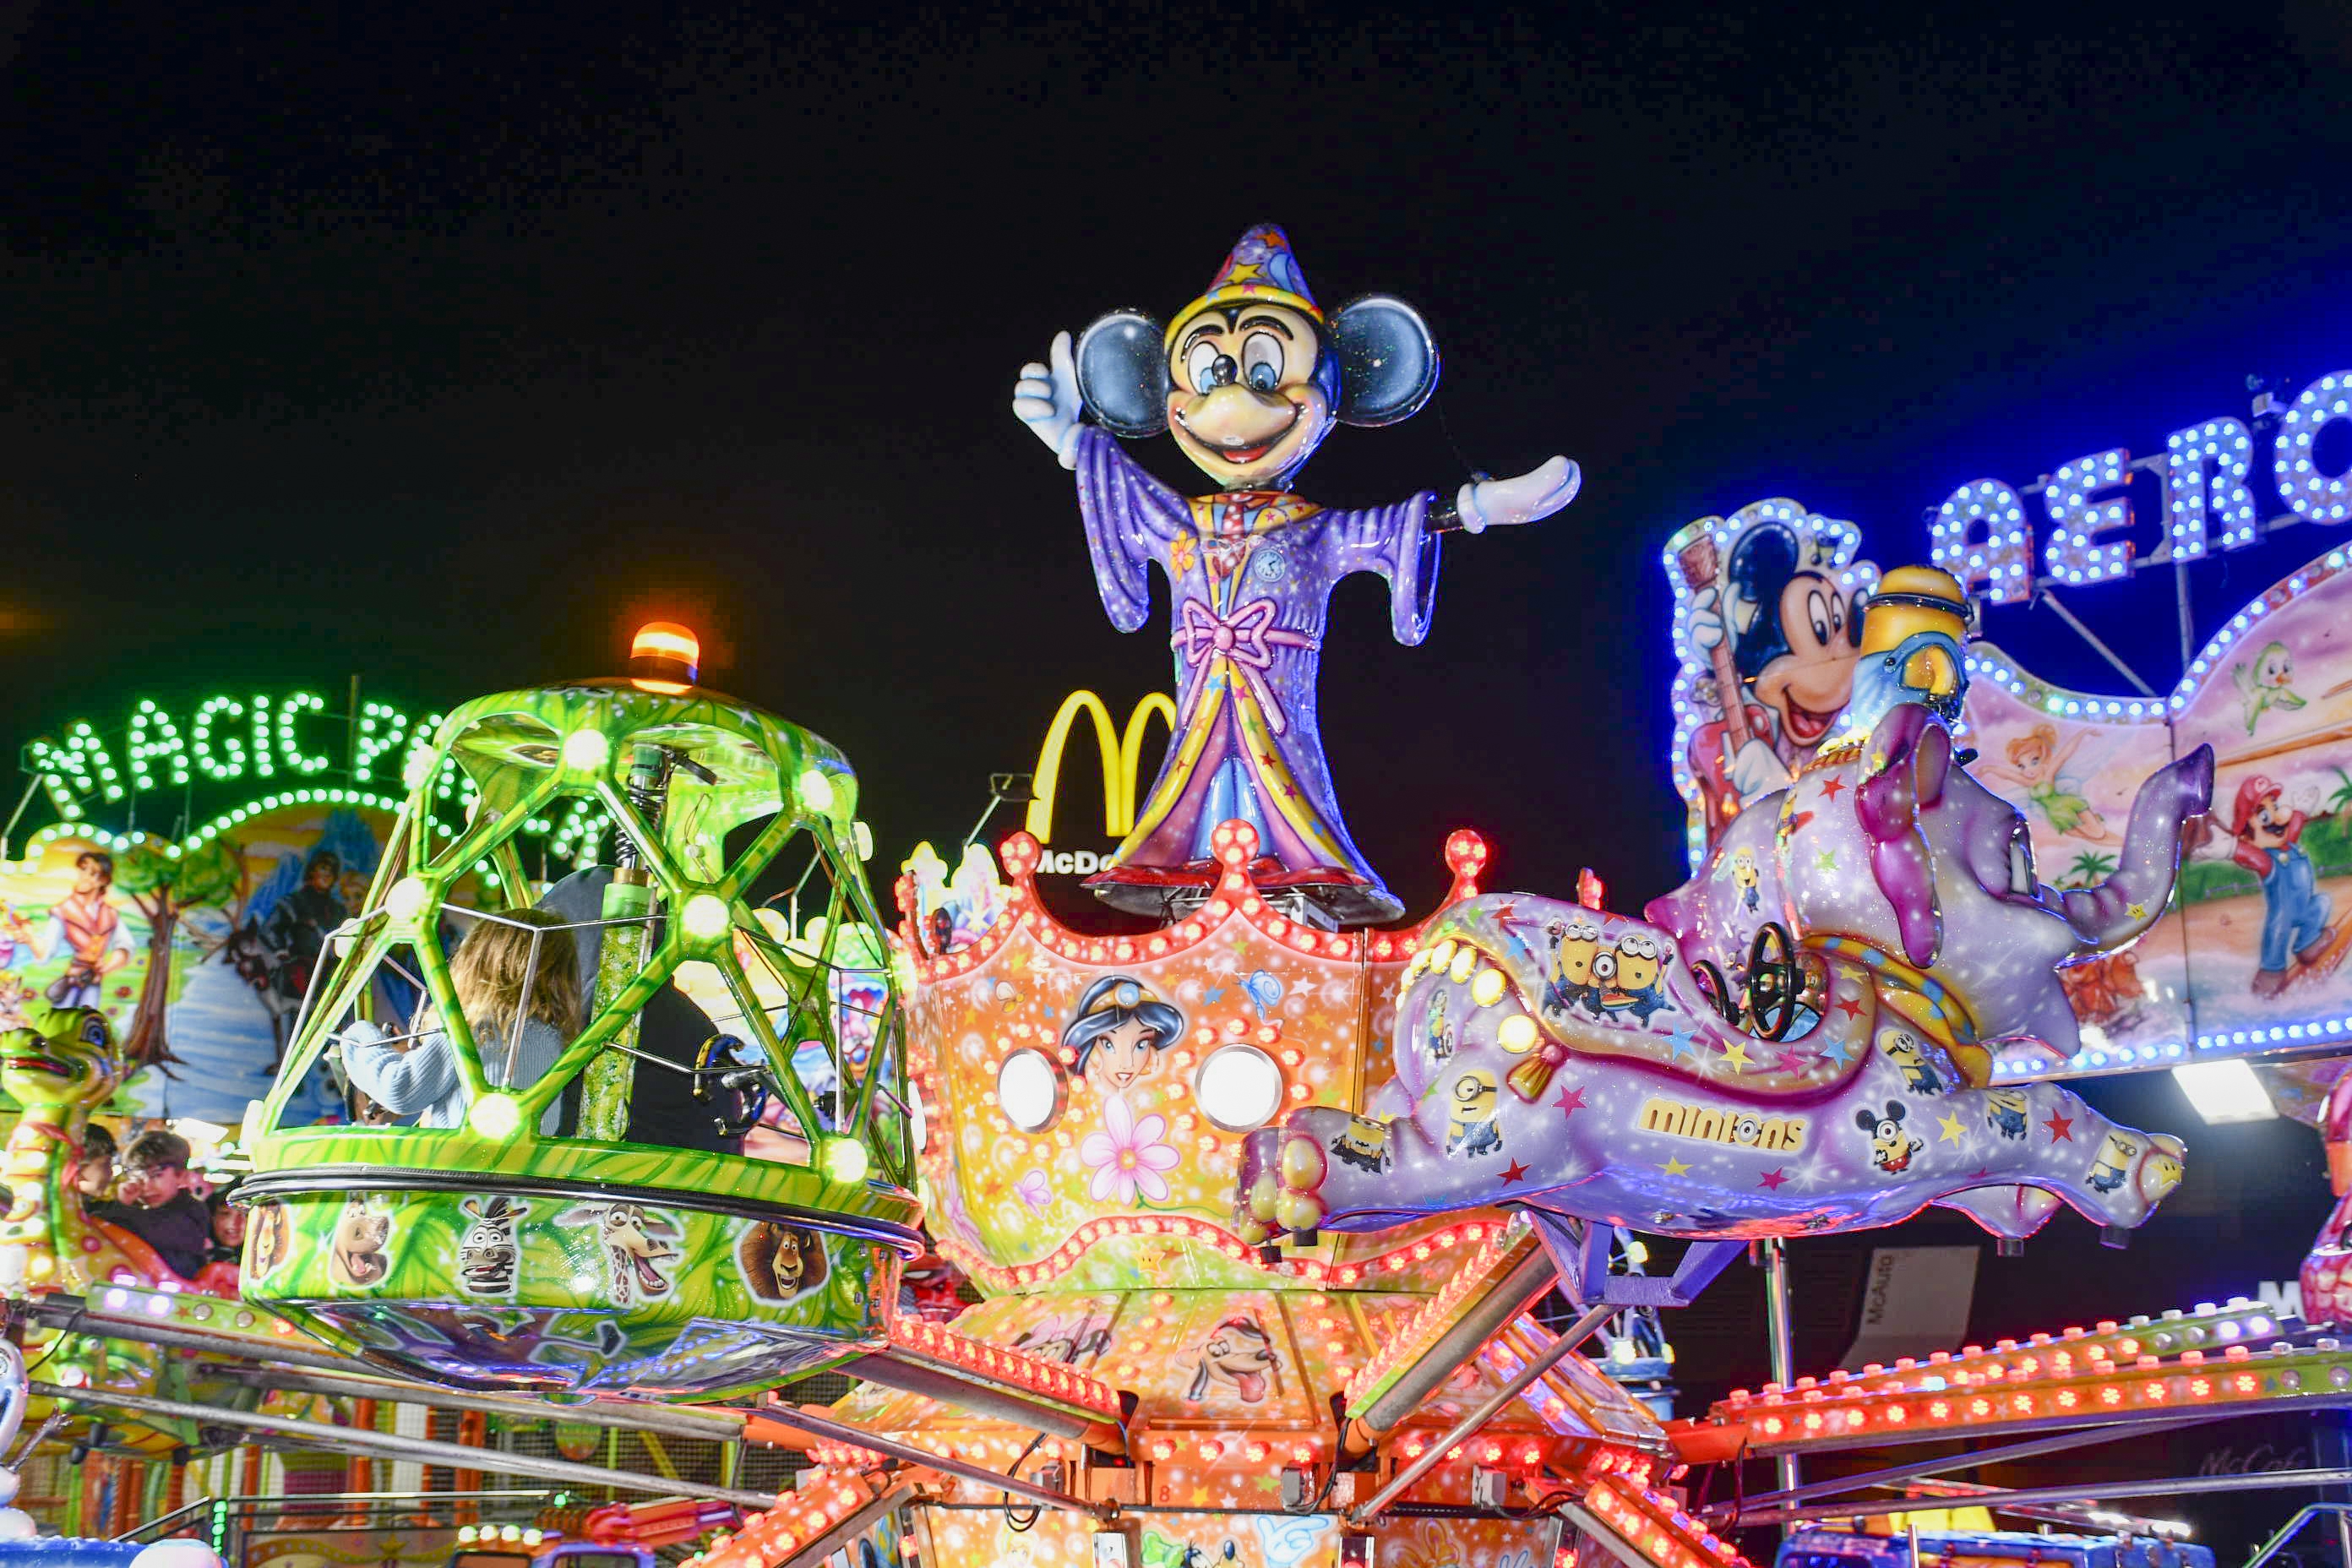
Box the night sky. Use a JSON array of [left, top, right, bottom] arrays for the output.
[[7, 4, 2352, 1511], [7, 4, 2349, 911]]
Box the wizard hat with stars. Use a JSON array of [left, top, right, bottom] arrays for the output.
[[1165, 223, 1323, 346]]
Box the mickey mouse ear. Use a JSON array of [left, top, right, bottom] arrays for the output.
[[1331, 294, 1440, 427], [1075, 310, 1171, 438]]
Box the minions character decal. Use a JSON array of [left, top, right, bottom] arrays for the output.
[[1443, 1070, 1504, 1159]]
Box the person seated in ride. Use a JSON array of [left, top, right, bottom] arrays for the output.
[[74, 1122, 117, 1201], [535, 868, 744, 1153], [91, 1130, 214, 1279], [206, 1180, 246, 1267], [337, 908, 578, 1133]]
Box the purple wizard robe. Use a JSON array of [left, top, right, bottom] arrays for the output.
[[1070, 426, 1439, 924]]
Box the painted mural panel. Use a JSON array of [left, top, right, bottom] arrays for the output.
[[0, 805, 400, 1123], [1953, 663, 2194, 1067], [2171, 553, 2352, 1038], [1667, 504, 2352, 1075]]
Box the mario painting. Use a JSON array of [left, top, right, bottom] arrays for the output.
[[2228, 775, 2349, 997]]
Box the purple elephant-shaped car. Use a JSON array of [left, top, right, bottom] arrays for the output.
[[1237, 703, 2213, 1250]]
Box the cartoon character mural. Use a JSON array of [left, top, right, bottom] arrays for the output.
[[1443, 1070, 1503, 1158], [558, 1202, 683, 1309], [1984, 1089, 2030, 1141], [1658, 500, 2352, 1080], [328, 1195, 392, 1287], [1186, 1312, 1281, 1405], [737, 1222, 829, 1304], [1062, 977, 1185, 1095], [2235, 641, 2305, 733], [1014, 222, 1581, 922], [1668, 501, 1877, 847], [1544, 917, 1602, 1016], [1590, 931, 1671, 1025], [1884, 1032, 1945, 1096], [1424, 990, 1455, 1063], [1011, 1310, 1113, 1364], [2222, 774, 2350, 998], [0, 806, 400, 1122], [1855, 1102, 1921, 1174], [2087, 1133, 2140, 1194], [456, 1196, 525, 1296], [1327, 1115, 1393, 1174], [1729, 847, 1762, 913], [1977, 724, 2110, 843], [6, 852, 132, 1010], [246, 1199, 292, 1279]]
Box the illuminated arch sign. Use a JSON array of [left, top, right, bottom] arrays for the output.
[[1021, 689, 1174, 876], [1930, 368, 2352, 604], [16, 690, 609, 867]]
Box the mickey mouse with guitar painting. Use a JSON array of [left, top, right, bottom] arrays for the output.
[[1670, 503, 1877, 844]]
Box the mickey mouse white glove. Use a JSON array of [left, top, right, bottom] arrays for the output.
[[1456, 455, 1581, 533], [1012, 330, 1085, 471]]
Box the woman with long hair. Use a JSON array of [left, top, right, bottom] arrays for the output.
[[1060, 976, 1184, 1094], [339, 908, 580, 1133]]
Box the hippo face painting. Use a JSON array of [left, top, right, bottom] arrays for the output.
[[1234, 700, 2205, 1253]]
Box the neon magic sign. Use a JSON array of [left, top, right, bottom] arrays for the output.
[[1932, 367, 2352, 600], [14, 689, 611, 868]]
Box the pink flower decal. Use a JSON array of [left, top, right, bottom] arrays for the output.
[[1015, 1169, 1052, 1211], [1080, 1094, 1181, 1206]]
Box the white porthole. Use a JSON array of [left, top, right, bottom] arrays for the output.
[[997, 1048, 1064, 1133], [910, 1079, 928, 1153], [1195, 1043, 1286, 1132]]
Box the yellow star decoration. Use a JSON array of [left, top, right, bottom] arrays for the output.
[[1660, 1157, 1691, 1176], [1719, 1037, 1755, 1071], [1938, 1111, 1966, 1144], [2127, 902, 2148, 921]]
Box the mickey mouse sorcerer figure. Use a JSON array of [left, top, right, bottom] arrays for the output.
[[1013, 224, 1580, 923]]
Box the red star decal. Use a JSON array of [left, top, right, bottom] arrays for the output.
[[1758, 1168, 1788, 1190], [1554, 1085, 1589, 1117], [1774, 1049, 1816, 1075], [1834, 994, 1863, 1020], [2043, 1110, 2075, 1142], [1500, 1158, 1530, 1185], [1494, 901, 1518, 922], [1820, 775, 1846, 801]]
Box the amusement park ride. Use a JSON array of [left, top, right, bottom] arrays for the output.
[[6, 225, 2352, 1568]]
